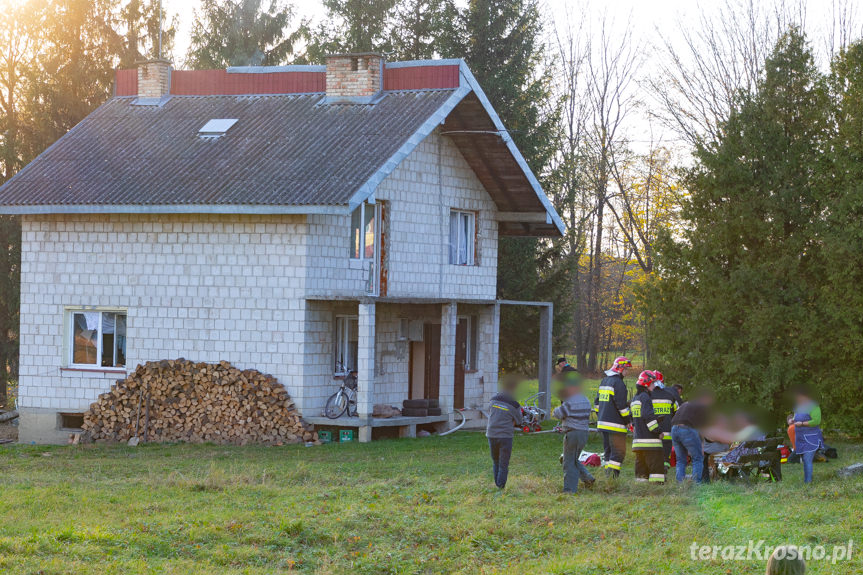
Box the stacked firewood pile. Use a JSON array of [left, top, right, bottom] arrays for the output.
[[82, 359, 317, 445]]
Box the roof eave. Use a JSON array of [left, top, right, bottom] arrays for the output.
[[348, 60, 566, 236], [456, 62, 566, 236], [0, 204, 350, 216]]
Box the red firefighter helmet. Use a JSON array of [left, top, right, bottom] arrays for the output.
[[654, 370, 664, 383], [610, 356, 632, 373], [636, 370, 658, 387]]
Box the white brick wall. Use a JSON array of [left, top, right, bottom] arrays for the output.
[[18, 214, 310, 413], [306, 129, 499, 300], [438, 302, 457, 414], [17, 127, 502, 435]]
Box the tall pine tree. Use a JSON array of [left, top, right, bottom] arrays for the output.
[[819, 41, 863, 431], [388, 0, 452, 60], [119, 0, 177, 67], [645, 29, 830, 421], [304, 0, 396, 62], [28, 0, 124, 149], [186, 0, 305, 68]]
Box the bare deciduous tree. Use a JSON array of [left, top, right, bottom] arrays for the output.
[[550, 7, 643, 372], [578, 12, 641, 372], [649, 0, 807, 145]]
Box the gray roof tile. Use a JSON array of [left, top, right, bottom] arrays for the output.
[[0, 90, 455, 208]]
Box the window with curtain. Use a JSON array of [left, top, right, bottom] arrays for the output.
[[449, 210, 476, 265]]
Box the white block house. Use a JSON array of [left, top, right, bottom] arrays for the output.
[[0, 54, 564, 443]]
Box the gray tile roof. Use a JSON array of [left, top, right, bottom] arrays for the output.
[[0, 91, 455, 209]]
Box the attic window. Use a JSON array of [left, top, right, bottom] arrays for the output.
[[198, 118, 238, 139]]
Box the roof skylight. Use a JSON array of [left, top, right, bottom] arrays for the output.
[[198, 118, 238, 138]]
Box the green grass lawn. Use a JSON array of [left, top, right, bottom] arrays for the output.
[[0, 433, 861, 574]]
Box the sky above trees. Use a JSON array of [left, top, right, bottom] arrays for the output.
[[160, 0, 862, 155], [162, 0, 862, 70], [164, 0, 857, 60]]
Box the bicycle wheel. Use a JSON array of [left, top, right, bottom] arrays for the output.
[[325, 390, 348, 419]]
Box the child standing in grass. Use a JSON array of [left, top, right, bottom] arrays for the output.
[[553, 370, 595, 493], [486, 376, 523, 489]]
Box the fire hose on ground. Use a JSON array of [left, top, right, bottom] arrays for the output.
[[439, 408, 466, 436]]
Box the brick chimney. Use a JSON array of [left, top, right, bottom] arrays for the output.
[[325, 53, 384, 101], [137, 58, 172, 100]]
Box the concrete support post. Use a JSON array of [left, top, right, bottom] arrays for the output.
[[356, 302, 376, 422], [482, 303, 501, 406], [358, 425, 372, 443], [439, 302, 458, 414], [538, 304, 553, 416]]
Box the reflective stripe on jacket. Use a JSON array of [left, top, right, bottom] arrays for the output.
[[631, 389, 662, 450], [595, 371, 632, 434], [651, 386, 678, 440]]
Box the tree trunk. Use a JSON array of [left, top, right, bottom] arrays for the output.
[[587, 158, 607, 374]]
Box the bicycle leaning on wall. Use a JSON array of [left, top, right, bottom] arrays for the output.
[[325, 369, 358, 419]]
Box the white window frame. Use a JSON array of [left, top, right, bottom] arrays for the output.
[[350, 201, 381, 262], [449, 210, 476, 266], [334, 315, 359, 376], [66, 309, 127, 369]]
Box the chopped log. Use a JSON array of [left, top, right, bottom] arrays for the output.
[[82, 359, 316, 446]]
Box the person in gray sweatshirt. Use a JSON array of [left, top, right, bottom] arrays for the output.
[[486, 376, 523, 489], [553, 369, 596, 493]]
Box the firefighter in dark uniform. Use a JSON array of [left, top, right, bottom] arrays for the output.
[[594, 356, 632, 478], [656, 371, 684, 406], [631, 370, 666, 484], [650, 370, 679, 470]]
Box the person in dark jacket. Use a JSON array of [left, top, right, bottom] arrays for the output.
[[595, 356, 632, 478], [553, 370, 595, 493], [630, 370, 665, 484], [485, 376, 523, 489], [670, 390, 713, 483], [555, 357, 572, 374], [654, 371, 685, 408]]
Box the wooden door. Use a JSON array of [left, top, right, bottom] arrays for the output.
[[409, 340, 425, 399], [454, 318, 468, 409], [424, 323, 441, 400]]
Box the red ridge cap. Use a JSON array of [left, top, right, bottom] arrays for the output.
[[114, 62, 461, 97], [172, 69, 325, 95], [384, 65, 460, 91], [115, 69, 138, 96]]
